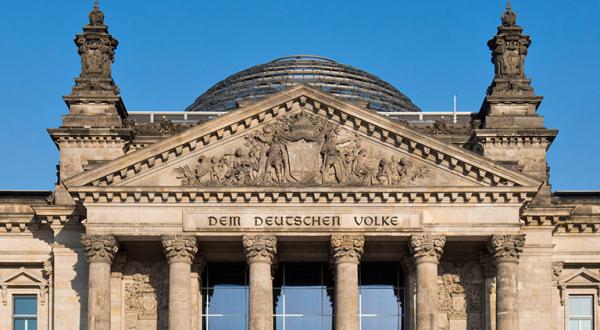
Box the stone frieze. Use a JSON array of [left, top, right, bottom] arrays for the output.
[[175, 111, 428, 187]]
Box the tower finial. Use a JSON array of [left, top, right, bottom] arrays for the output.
[[486, 0, 535, 97], [69, 4, 119, 97], [501, 1, 517, 26], [89, 1, 104, 26]]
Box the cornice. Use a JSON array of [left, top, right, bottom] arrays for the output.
[[69, 186, 535, 205]]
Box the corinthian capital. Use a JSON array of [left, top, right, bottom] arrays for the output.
[[330, 234, 365, 264], [81, 234, 119, 263], [162, 235, 198, 264], [409, 234, 446, 264], [487, 234, 526, 264], [242, 235, 277, 264]]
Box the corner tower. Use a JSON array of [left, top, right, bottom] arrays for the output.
[[49, 3, 131, 185], [475, 2, 557, 205]]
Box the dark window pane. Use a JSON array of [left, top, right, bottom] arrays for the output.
[[29, 319, 38, 329], [285, 263, 322, 286], [206, 263, 247, 286], [360, 262, 398, 286], [14, 296, 37, 315]]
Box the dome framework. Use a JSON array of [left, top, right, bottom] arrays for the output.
[[185, 55, 421, 113]]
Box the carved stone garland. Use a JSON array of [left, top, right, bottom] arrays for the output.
[[242, 235, 277, 264], [175, 111, 428, 187], [81, 234, 119, 263]]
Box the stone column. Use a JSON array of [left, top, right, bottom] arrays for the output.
[[191, 255, 206, 330], [162, 235, 198, 330], [243, 235, 277, 330], [81, 234, 119, 330], [330, 234, 365, 330], [487, 234, 525, 330], [409, 234, 446, 330]]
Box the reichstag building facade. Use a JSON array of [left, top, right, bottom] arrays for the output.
[[1, 3, 598, 330]]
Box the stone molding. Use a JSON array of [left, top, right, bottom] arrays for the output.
[[330, 234, 365, 264], [242, 235, 277, 264], [487, 234, 525, 264], [81, 234, 119, 263], [409, 234, 446, 264], [63, 87, 540, 189], [161, 235, 198, 264], [71, 187, 535, 205]]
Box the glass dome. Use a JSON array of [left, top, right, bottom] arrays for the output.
[[185, 55, 420, 113]]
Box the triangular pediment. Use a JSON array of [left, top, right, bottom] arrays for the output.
[[559, 268, 600, 286], [64, 85, 540, 202], [0, 267, 46, 286]]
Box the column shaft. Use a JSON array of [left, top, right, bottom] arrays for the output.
[[243, 235, 277, 330], [248, 261, 274, 329], [487, 234, 525, 330], [409, 234, 446, 330], [169, 262, 192, 329], [162, 235, 198, 330], [191, 272, 200, 330], [81, 234, 119, 330], [495, 261, 519, 329], [88, 262, 111, 329], [415, 261, 438, 329], [330, 234, 364, 330], [334, 261, 359, 330]]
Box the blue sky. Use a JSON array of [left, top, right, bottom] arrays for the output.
[[0, 1, 598, 191]]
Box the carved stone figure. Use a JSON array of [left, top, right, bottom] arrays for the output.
[[176, 111, 429, 187], [81, 234, 119, 263], [552, 262, 564, 284]]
